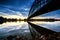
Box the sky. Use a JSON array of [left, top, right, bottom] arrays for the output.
[[34, 9, 60, 19], [0, 0, 60, 19], [0, 0, 34, 18]]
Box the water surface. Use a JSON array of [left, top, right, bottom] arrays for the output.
[[0, 21, 60, 39]]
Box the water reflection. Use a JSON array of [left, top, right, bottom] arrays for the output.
[[0, 21, 31, 40], [28, 21, 60, 40], [0, 21, 60, 40], [30, 21, 60, 32]]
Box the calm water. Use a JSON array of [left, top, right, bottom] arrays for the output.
[[0, 21, 60, 39]]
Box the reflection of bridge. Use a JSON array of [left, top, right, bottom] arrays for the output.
[[28, 0, 60, 19], [27, 0, 60, 39]]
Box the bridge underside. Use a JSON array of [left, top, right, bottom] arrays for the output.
[[28, 0, 60, 19]]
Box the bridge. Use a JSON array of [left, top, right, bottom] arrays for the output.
[[27, 0, 60, 38], [28, 0, 60, 19]]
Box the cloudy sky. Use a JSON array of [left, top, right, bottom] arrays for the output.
[[0, 0, 60, 19], [0, 0, 34, 18]]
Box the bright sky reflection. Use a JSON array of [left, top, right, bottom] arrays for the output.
[[30, 21, 60, 32], [0, 21, 30, 36]]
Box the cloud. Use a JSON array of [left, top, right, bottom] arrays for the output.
[[0, 12, 9, 16], [0, 0, 34, 17], [24, 8, 30, 11], [15, 12, 23, 16], [0, 7, 24, 17], [0, 5, 29, 16]]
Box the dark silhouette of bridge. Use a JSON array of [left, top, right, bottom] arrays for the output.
[[28, 0, 60, 19], [27, 0, 60, 39]]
